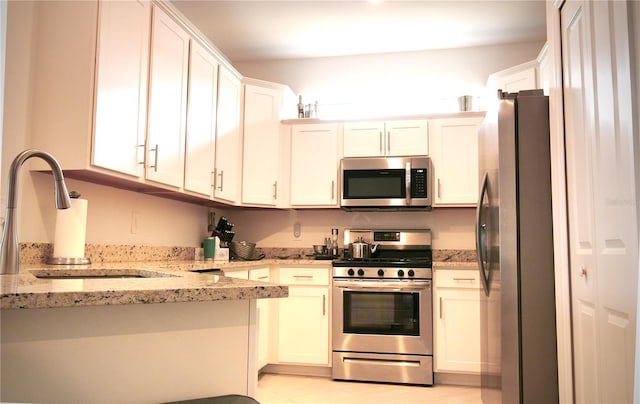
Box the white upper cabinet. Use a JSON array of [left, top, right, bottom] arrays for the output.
[[184, 39, 219, 197], [429, 116, 483, 206], [92, 0, 150, 178], [145, 6, 189, 188], [490, 60, 540, 94], [30, 1, 152, 178], [343, 120, 428, 157], [290, 123, 340, 207], [214, 66, 243, 204], [242, 83, 280, 206]]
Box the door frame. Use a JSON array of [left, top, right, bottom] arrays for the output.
[[545, 1, 574, 402], [547, 1, 640, 402]]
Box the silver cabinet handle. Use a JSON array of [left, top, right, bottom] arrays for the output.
[[453, 278, 475, 282], [293, 275, 313, 280], [211, 171, 216, 190], [136, 144, 145, 166], [437, 178, 442, 199], [379, 131, 383, 154], [580, 267, 587, 278], [439, 297, 443, 319], [149, 144, 158, 172], [322, 294, 326, 316], [217, 170, 224, 191], [331, 180, 335, 200], [273, 181, 278, 200], [387, 131, 391, 154]]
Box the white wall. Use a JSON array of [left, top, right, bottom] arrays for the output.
[[2, 1, 542, 250], [235, 41, 544, 119], [228, 207, 475, 250]]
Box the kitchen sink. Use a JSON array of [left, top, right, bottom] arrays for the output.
[[30, 269, 178, 280]]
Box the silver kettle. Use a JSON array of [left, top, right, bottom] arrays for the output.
[[349, 237, 379, 259]]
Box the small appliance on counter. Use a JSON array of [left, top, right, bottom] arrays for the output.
[[229, 241, 265, 261]]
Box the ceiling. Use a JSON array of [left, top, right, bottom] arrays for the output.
[[170, 0, 547, 62]]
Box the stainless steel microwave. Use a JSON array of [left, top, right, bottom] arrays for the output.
[[340, 156, 432, 210]]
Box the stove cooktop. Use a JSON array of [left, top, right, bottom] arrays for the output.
[[332, 257, 432, 268]]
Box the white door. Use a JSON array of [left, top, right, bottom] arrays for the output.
[[430, 117, 481, 206], [343, 122, 385, 157], [385, 120, 429, 156], [146, 6, 189, 187], [184, 40, 218, 197], [561, 1, 638, 403], [290, 124, 339, 206], [92, 0, 150, 177], [242, 84, 279, 205], [214, 66, 242, 204], [277, 286, 329, 365]]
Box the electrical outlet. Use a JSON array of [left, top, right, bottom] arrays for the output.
[[293, 222, 302, 239]]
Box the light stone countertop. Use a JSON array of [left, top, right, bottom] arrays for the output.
[[0, 259, 310, 310], [0, 256, 472, 310]]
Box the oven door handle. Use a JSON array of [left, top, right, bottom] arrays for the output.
[[334, 280, 431, 292]]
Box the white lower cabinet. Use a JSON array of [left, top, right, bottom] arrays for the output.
[[249, 267, 272, 369], [276, 266, 330, 365], [434, 268, 500, 374]]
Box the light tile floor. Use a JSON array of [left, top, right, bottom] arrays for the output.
[[256, 374, 482, 404]]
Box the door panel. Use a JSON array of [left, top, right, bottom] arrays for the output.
[[561, 1, 638, 403]]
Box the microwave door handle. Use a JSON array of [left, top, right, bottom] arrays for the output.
[[406, 161, 411, 205]]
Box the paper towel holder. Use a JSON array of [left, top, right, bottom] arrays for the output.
[[47, 191, 91, 265]]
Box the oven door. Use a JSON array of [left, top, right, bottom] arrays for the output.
[[332, 278, 432, 355]]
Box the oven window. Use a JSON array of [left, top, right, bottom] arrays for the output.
[[343, 169, 406, 199], [343, 291, 419, 336]]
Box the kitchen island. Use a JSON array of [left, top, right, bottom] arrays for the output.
[[0, 261, 288, 403]]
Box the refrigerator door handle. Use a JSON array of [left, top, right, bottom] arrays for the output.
[[476, 171, 490, 295]]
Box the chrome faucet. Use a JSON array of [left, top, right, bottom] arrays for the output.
[[0, 149, 71, 274]]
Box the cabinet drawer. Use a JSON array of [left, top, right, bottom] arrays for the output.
[[279, 267, 329, 286], [436, 269, 480, 289], [250, 267, 270, 282]]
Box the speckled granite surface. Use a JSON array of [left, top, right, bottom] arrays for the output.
[[3, 243, 474, 310]]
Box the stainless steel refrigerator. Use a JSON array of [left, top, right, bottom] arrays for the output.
[[476, 89, 559, 403]]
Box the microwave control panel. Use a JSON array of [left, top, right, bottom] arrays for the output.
[[411, 168, 428, 198]]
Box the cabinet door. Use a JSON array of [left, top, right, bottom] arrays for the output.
[[430, 117, 482, 206], [290, 124, 339, 207], [146, 6, 189, 187], [277, 286, 329, 365], [435, 287, 481, 373], [250, 267, 272, 369], [242, 84, 280, 205], [493, 61, 539, 93], [92, 0, 150, 177], [184, 40, 218, 197], [214, 66, 242, 203], [343, 122, 385, 157], [386, 120, 429, 156]]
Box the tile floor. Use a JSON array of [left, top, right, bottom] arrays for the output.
[[255, 374, 482, 404]]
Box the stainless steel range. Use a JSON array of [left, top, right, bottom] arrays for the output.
[[331, 229, 433, 386]]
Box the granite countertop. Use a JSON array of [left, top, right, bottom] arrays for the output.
[[0, 260, 296, 310]]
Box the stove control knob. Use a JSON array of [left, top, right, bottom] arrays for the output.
[[357, 269, 365, 276], [398, 269, 405, 277], [347, 268, 355, 276], [408, 269, 415, 277], [377, 269, 384, 277]]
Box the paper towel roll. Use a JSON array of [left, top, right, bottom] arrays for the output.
[[53, 197, 88, 259]]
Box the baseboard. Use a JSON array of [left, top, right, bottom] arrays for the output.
[[434, 372, 482, 387], [260, 364, 332, 378]]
